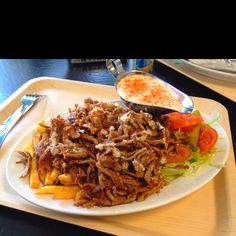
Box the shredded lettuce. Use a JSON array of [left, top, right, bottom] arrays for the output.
[[161, 111, 222, 182], [161, 148, 221, 182], [205, 115, 220, 126]]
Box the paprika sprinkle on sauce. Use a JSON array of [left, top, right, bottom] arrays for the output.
[[117, 74, 183, 111]]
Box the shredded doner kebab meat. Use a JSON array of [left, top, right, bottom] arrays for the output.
[[19, 98, 188, 208]]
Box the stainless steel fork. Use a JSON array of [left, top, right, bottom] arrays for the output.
[[0, 94, 44, 148]]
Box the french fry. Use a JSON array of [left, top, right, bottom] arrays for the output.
[[35, 119, 47, 134], [44, 168, 60, 185], [30, 156, 40, 189], [38, 168, 47, 184], [45, 172, 52, 185], [58, 173, 75, 185], [25, 142, 40, 189], [35, 185, 79, 194], [50, 168, 60, 181], [53, 191, 78, 199], [25, 143, 34, 156]]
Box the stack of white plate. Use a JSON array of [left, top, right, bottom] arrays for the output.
[[181, 59, 236, 83]]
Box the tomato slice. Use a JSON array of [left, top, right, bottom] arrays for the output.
[[167, 144, 192, 163], [198, 125, 218, 155], [161, 112, 203, 131]]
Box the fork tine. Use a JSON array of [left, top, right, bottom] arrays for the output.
[[21, 94, 46, 107], [25, 93, 40, 97], [25, 94, 47, 99]]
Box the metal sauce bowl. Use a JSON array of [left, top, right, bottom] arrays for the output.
[[106, 59, 194, 116]]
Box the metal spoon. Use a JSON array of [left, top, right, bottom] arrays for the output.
[[106, 59, 194, 116]]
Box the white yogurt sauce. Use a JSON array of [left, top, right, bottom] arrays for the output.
[[117, 74, 182, 110]]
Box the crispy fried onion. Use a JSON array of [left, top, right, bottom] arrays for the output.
[[17, 151, 32, 178], [17, 98, 189, 208]]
